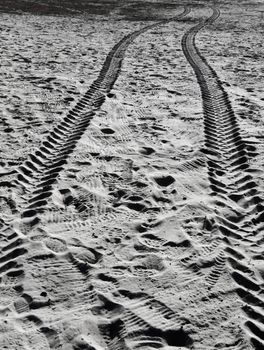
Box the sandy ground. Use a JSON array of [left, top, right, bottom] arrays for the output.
[[0, 1, 264, 349]]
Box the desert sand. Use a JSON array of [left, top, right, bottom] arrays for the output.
[[0, 0, 264, 349]]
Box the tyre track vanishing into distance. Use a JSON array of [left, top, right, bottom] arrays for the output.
[[0, 7, 191, 349], [182, 7, 264, 349], [1, 4, 263, 349], [8, 6, 190, 223]]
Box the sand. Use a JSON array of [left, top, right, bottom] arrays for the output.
[[0, 0, 263, 349]]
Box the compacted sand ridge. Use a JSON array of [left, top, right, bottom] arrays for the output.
[[0, 0, 264, 349]]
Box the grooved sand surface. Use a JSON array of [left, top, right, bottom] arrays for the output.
[[0, 1, 264, 349]]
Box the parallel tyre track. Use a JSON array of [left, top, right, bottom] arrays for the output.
[[181, 7, 264, 349], [10, 6, 190, 222]]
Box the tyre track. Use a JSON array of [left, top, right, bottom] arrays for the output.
[[9, 6, 190, 223], [181, 7, 264, 349], [181, 8, 262, 208], [0, 8, 191, 348]]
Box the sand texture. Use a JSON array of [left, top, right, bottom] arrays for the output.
[[0, 0, 264, 349]]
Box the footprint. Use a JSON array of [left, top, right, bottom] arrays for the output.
[[14, 296, 30, 314], [44, 237, 68, 253], [16, 314, 43, 332], [130, 254, 166, 277], [0, 285, 22, 308], [0, 195, 17, 218], [139, 146, 155, 155], [98, 318, 128, 350], [92, 273, 119, 295], [106, 265, 132, 279], [137, 233, 167, 250], [69, 245, 102, 272], [40, 326, 62, 349], [91, 294, 124, 319], [106, 227, 129, 243], [72, 334, 104, 350], [153, 175, 175, 187]]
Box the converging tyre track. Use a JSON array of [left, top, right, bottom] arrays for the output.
[[11, 6, 190, 221], [181, 7, 264, 349]]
